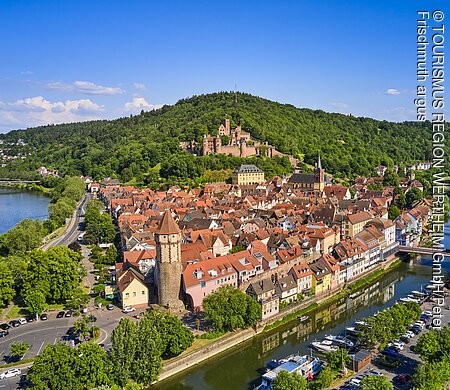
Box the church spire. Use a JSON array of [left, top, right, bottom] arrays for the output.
[[317, 152, 322, 170]]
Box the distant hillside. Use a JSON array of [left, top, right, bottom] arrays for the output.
[[0, 92, 444, 183]]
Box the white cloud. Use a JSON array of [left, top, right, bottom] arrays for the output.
[[123, 97, 162, 114], [386, 88, 401, 96], [133, 83, 147, 91], [0, 96, 104, 130], [44, 80, 124, 95], [330, 102, 348, 109]]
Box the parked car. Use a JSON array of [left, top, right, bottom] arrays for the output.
[[9, 320, 20, 328], [65, 311, 72, 318], [368, 369, 383, 377], [0, 323, 10, 331], [18, 318, 27, 325], [0, 368, 21, 379], [26, 315, 35, 322], [66, 327, 76, 335], [382, 347, 400, 357], [106, 304, 114, 311], [394, 374, 411, 384], [400, 335, 410, 343], [40, 314, 48, 321], [0, 330, 8, 337], [122, 306, 135, 313], [56, 311, 65, 318]]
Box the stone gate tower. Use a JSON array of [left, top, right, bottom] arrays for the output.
[[155, 209, 185, 312]]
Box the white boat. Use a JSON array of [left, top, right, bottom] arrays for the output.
[[399, 297, 412, 303], [298, 315, 309, 322], [324, 334, 354, 348], [257, 355, 323, 390], [311, 340, 339, 353], [411, 290, 426, 297], [345, 326, 359, 336]]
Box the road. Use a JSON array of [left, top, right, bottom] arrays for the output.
[[41, 193, 92, 250]]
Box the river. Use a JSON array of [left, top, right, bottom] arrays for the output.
[[0, 187, 50, 234], [157, 237, 450, 389]]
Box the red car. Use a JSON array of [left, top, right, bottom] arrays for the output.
[[395, 374, 411, 384]]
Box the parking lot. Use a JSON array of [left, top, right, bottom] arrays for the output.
[[338, 295, 450, 389]]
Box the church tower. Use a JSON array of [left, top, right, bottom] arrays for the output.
[[313, 152, 325, 192], [155, 209, 184, 312]]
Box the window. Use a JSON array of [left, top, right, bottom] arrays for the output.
[[142, 290, 145, 295], [200, 281, 206, 288], [133, 292, 136, 297], [125, 293, 129, 298]]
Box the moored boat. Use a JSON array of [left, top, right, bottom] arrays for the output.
[[311, 339, 339, 353], [324, 334, 354, 348], [257, 354, 324, 390]]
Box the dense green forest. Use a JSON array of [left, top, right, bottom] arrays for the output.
[[0, 92, 445, 184]]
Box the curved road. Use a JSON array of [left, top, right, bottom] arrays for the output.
[[42, 193, 92, 250]]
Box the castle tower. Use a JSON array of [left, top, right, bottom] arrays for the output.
[[155, 209, 185, 312], [225, 118, 231, 134]]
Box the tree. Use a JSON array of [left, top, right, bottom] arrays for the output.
[[203, 286, 261, 332], [406, 187, 423, 206], [23, 289, 46, 316], [84, 201, 116, 244], [383, 170, 399, 187], [105, 245, 118, 265], [0, 261, 15, 307], [327, 348, 350, 371], [360, 375, 393, 390], [272, 370, 308, 390], [142, 310, 193, 358], [388, 205, 401, 220], [110, 318, 138, 386], [74, 342, 111, 388], [415, 330, 442, 363], [312, 366, 334, 389], [0, 219, 45, 256], [10, 341, 29, 358]]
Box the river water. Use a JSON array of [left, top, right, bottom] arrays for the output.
[[157, 233, 450, 390], [0, 187, 49, 234]]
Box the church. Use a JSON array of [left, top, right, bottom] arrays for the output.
[[288, 154, 330, 192]]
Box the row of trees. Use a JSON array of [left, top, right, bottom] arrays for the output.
[[358, 301, 422, 347], [27, 310, 194, 389], [202, 285, 261, 332], [84, 200, 116, 245], [47, 177, 85, 230], [412, 326, 450, 390]]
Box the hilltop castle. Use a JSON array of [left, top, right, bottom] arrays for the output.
[[181, 118, 286, 159]]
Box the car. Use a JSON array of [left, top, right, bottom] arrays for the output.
[[56, 311, 65, 318], [40, 313, 48, 321], [66, 327, 77, 335], [368, 369, 383, 377], [0, 323, 10, 331], [122, 306, 136, 313], [9, 320, 20, 328], [405, 330, 415, 338], [400, 335, 410, 343], [65, 311, 72, 318], [26, 315, 35, 322], [0, 368, 22, 380], [422, 310, 432, 316], [382, 347, 400, 357], [106, 304, 114, 311], [0, 331, 8, 337], [413, 321, 425, 328], [395, 373, 411, 384], [18, 318, 27, 325]]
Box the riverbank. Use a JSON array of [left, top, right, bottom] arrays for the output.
[[0, 182, 51, 194], [157, 255, 403, 383]]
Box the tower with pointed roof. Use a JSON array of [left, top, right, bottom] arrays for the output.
[[155, 209, 185, 311], [313, 152, 325, 192]]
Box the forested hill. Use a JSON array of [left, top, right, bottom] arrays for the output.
[[0, 92, 444, 184]]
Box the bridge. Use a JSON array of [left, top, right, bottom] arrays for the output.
[[398, 245, 450, 257], [0, 179, 41, 185]]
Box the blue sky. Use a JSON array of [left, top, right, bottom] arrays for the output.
[[0, 0, 447, 132]]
